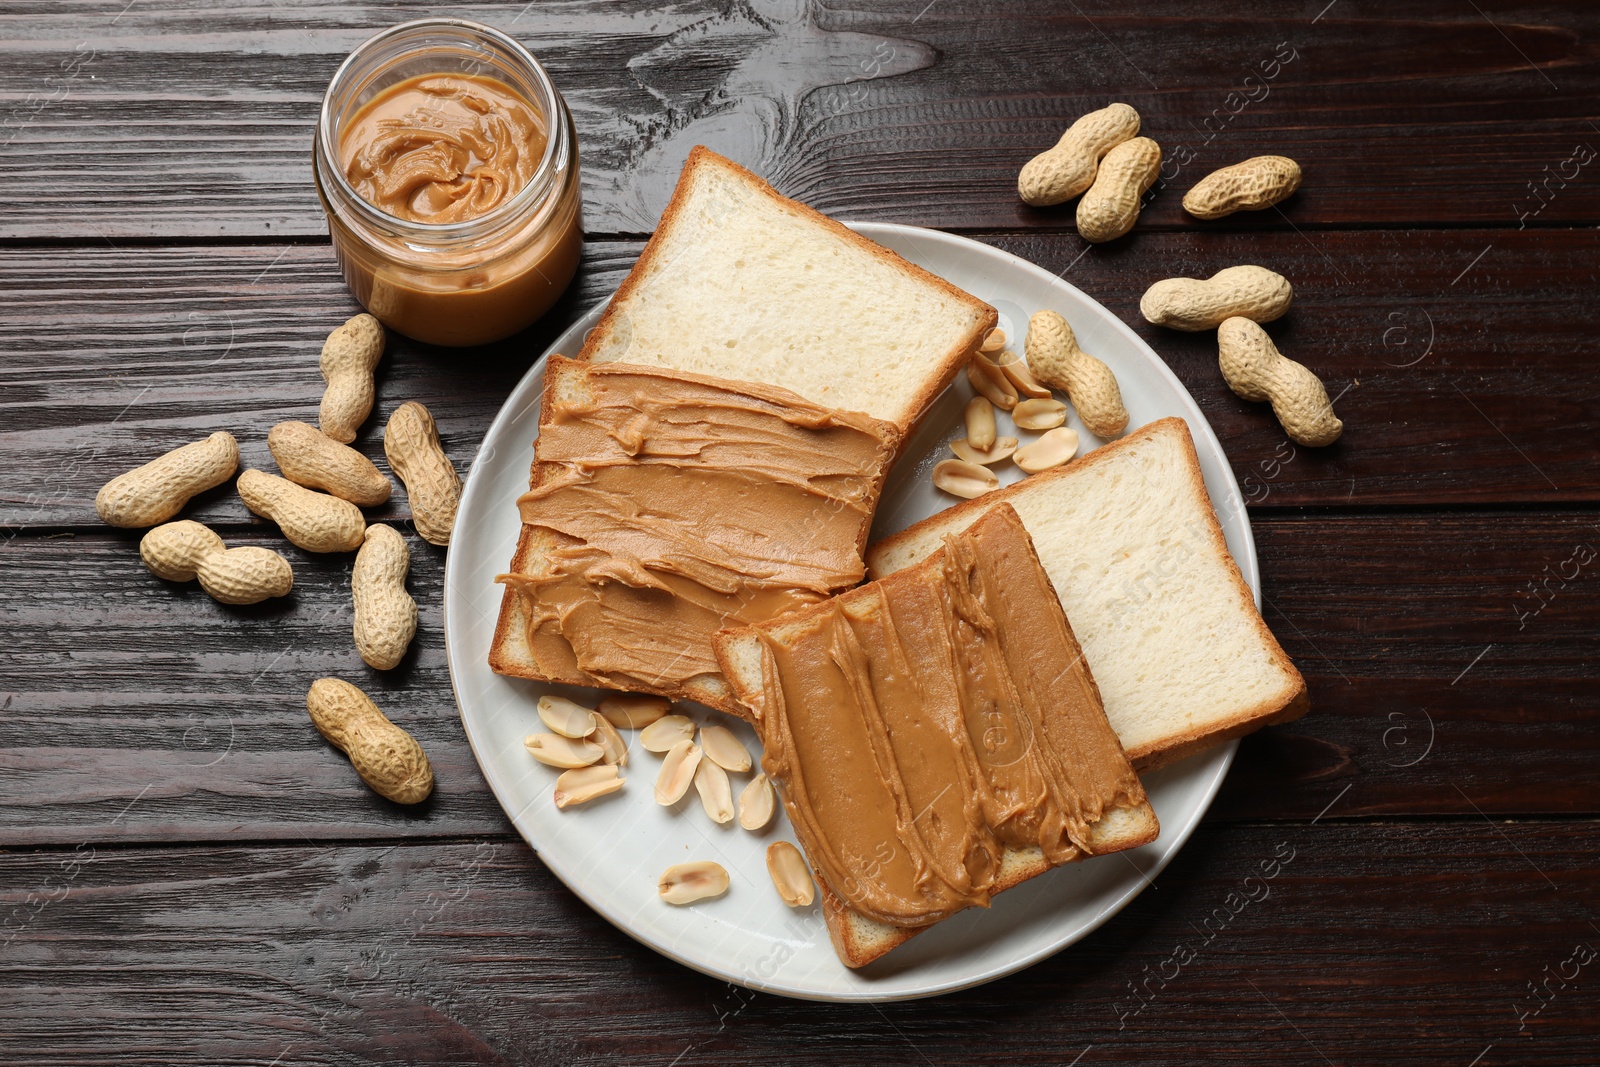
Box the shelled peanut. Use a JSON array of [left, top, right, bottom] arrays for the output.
[[268, 420, 391, 506], [1141, 265, 1293, 331], [237, 469, 366, 553], [385, 401, 461, 546], [306, 677, 434, 804], [1184, 155, 1302, 219], [1077, 137, 1161, 243], [1017, 102, 1141, 207], [95, 431, 239, 528], [140, 520, 292, 605], [351, 524, 417, 670], [319, 314, 385, 444], [1216, 317, 1343, 447], [1025, 311, 1128, 438]]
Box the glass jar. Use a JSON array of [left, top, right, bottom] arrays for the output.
[[313, 18, 582, 347]]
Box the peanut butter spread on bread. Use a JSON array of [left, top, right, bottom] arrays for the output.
[[738, 505, 1147, 928], [498, 357, 899, 699]]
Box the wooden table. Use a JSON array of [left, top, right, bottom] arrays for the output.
[[3, 2, 1597, 1063]]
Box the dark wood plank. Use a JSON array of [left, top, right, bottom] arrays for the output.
[[986, 226, 1600, 507], [2, 823, 1596, 1063], [0, 241, 639, 533], [2, 1, 1597, 238], [2, 512, 1594, 846], [4, 227, 1597, 530], [1214, 512, 1600, 822]]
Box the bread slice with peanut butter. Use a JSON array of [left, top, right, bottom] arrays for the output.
[[489, 356, 899, 714], [867, 417, 1310, 771], [715, 504, 1157, 968]]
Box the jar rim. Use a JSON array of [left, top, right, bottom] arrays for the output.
[[316, 17, 566, 240]]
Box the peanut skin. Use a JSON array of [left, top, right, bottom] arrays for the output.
[[1024, 310, 1130, 439], [1217, 317, 1343, 447], [1183, 155, 1302, 219], [237, 468, 366, 553], [384, 402, 461, 546], [1076, 136, 1161, 243], [95, 431, 239, 528], [352, 524, 417, 670], [1018, 103, 1141, 207], [306, 677, 434, 804], [1140, 265, 1293, 331], [268, 420, 392, 506], [140, 520, 293, 605], [318, 314, 385, 444]]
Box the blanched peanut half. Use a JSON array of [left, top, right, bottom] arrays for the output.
[[640, 713, 695, 752], [979, 327, 1006, 353], [973, 349, 1010, 384], [1013, 398, 1069, 430], [538, 694, 599, 739], [766, 842, 816, 908], [659, 860, 729, 905], [951, 437, 1019, 465], [965, 361, 1018, 410], [964, 396, 996, 452], [1015, 427, 1080, 473], [739, 773, 776, 831], [699, 725, 752, 773], [655, 739, 702, 805], [554, 764, 624, 809], [932, 459, 999, 499], [994, 351, 1053, 399], [598, 694, 671, 729], [693, 759, 735, 824], [591, 714, 628, 766], [525, 732, 604, 769]]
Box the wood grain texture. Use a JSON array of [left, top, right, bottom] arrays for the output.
[[1, 823, 1596, 1065], [3, 0, 1597, 1046], [2, 514, 1595, 847], [4, 228, 1598, 533], [0, 241, 637, 532], [1, 1, 1597, 238]]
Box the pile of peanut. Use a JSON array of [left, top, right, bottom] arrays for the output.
[[935, 315, 1131, 498], [95, 313, 465, 805], [521, 691, 816, 910], [1141, 266, 1341, 446], [1014, 103, 1341, 448]]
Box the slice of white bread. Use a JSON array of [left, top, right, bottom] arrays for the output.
[[867, 417, 1309, 770], [717, 505, 1157, 968], [490, 356, 898, 714], [577, 146, 996, 435]]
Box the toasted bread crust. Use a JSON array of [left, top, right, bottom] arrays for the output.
[[576, 146, 996, 439]]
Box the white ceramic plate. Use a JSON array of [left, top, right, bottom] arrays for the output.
[[444, 223, 1252, 1002]]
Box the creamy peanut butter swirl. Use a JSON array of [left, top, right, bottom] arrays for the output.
[[502, 357, 899, 699], [749, 505, 1147, 928], [340, 73, 545, 224]]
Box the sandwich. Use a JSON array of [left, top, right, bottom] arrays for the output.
[[867, 417, 1310, 769], [717, 504, 1158, 967]]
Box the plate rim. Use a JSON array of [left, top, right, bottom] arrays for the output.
[[443, 221, 1247, 1002]]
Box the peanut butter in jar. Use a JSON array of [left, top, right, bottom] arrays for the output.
[[314, 20, 582, 347]]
